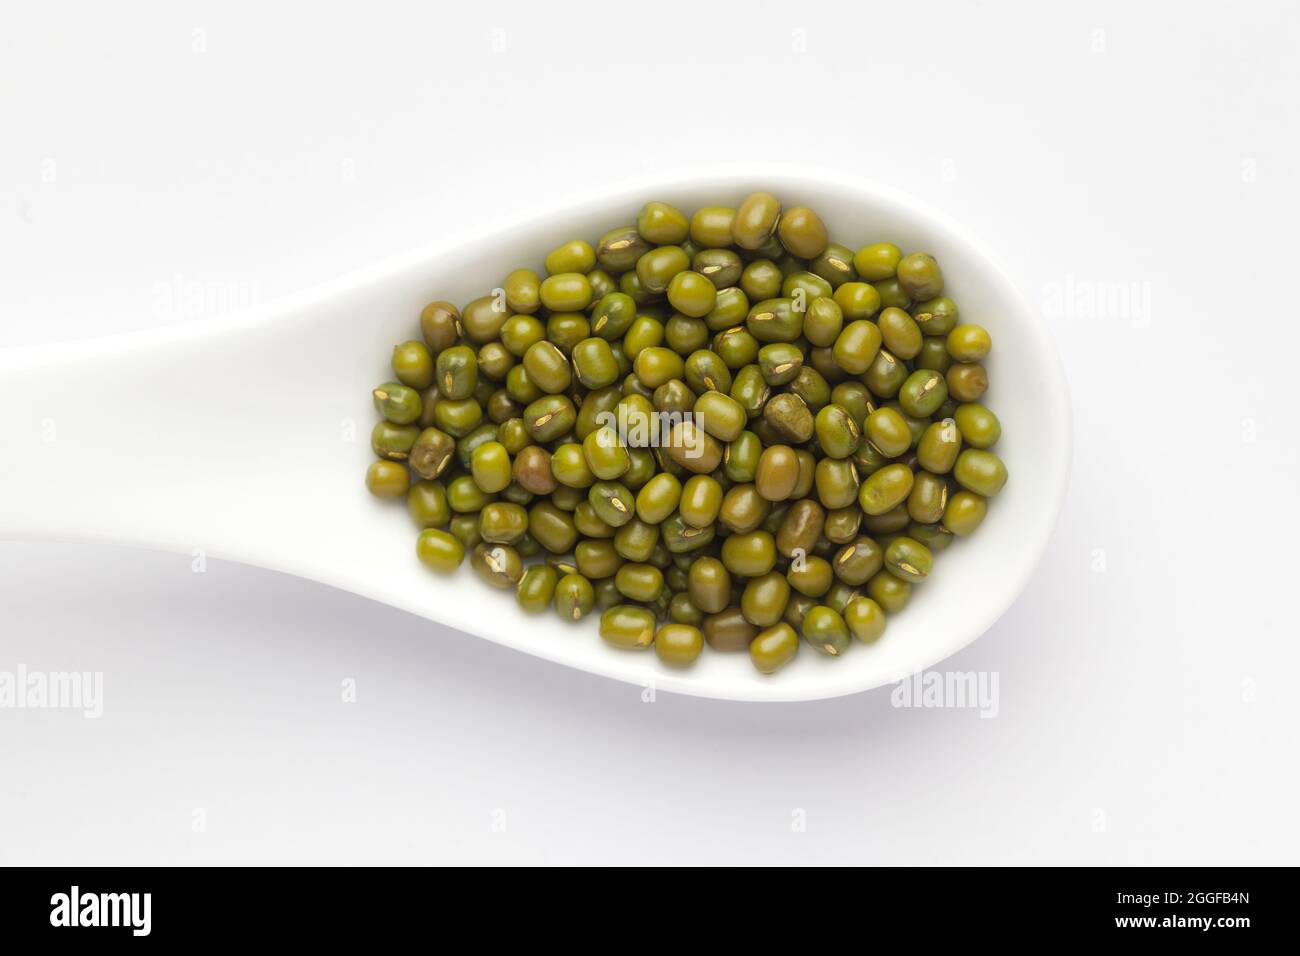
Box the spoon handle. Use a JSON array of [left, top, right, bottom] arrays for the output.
[[0, 308, 361, 561]]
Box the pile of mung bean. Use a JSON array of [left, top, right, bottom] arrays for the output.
[[366, 192, 1007, 675]]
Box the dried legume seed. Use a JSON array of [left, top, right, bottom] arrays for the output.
[[368, 191, 1009, 675]]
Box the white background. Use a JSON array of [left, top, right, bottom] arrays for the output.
[[2, 1, 1297, 864]]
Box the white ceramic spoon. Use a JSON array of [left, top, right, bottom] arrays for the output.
[[0, 165, 1070, 701]]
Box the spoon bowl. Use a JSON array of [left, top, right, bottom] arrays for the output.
[[0, 165, 1071, 701]]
